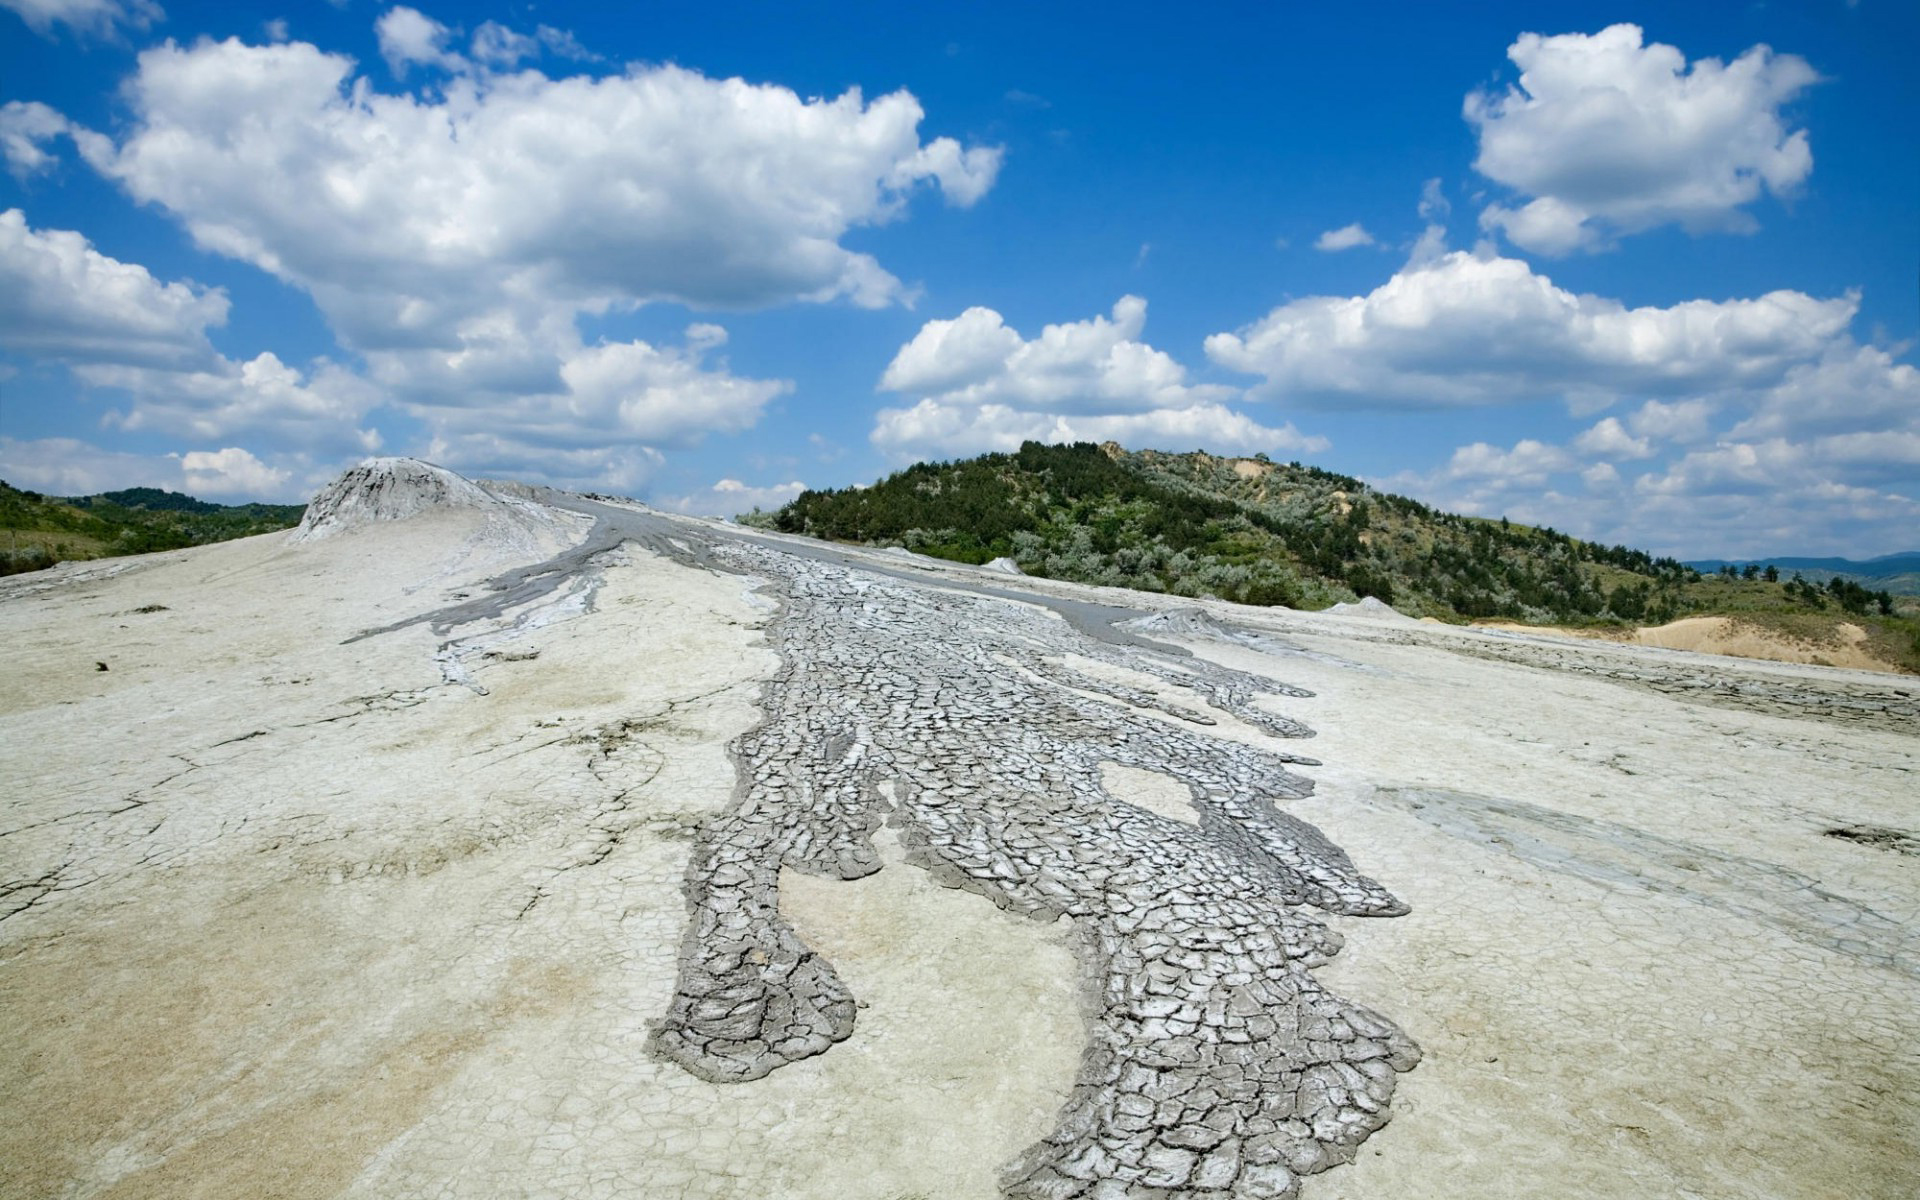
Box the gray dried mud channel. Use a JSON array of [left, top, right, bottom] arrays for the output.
[[392, 501, 1425, 1198], [651, 539, 1418, 1199]]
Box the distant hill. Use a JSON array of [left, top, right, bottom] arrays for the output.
[[1, 480, 306, 576], [77, 486, 226, 515], [756, 441, 1920, 670], [765, 441, 1708, 621], [1685, 553, 1920, 596]]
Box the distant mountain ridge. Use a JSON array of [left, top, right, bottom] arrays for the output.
[[1685, 552, 1920, 576], [1684, 553, 1920, 596]]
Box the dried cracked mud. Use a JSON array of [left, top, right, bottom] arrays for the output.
[[650, 539, 1418, 1199]]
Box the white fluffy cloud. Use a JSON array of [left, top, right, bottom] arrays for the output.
[[1378, 343, 1920, 557], [1436, 439, 1574, 487], [1346, 237, 1919, 556], [0, 208, 225, 367], [1571, 417, 1652, 460], [881, 297, 1228, 415], [872, 297, 1326, 460], [1626, 398, 1715, 443], [1378, 428, 1920, 558], [5, 19, 998, 482], [375, 6, 462, 76], [387, 324, 790, 477], [1, 0, 159, 39], [1727, 344, 1920, 441], [1467, 24, 1817, 255], [1313, 223, 1376, 252], [28, 32, 1000, 331], [0, 210, 383, 454], [662, 477, 808, 517], [0, 102, 83, 178], [77, 354, 383, 454], [1205, 247, 1856, 409], [419, 434, 665, 495], [180, 446, 289, 496]]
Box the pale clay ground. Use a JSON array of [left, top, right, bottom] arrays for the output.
[[2, 500, 1916, 1199]]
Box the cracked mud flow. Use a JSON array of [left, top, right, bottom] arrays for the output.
[[651, 540, 1419, 1199]]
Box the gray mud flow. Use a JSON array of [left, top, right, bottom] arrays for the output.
[[348, 498, 1190, 658], [340, 498, 1420, 1198]]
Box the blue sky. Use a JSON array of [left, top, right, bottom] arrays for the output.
[[1, 0, 1915, 557]]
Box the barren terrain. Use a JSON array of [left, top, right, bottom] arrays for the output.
[[3, 462, 1914, 1199]]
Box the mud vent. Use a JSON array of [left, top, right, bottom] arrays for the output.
[[1823, 825, 1920, 856]]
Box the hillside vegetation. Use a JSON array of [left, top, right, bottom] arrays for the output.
[[758, 441, 1920, 671], [0, 480, 306, 576]]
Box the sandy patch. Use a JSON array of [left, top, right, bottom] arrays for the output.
[[1477, 615, 1905, 674]]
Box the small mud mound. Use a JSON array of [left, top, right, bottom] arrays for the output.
[[1126, 607, 1249, 640], [1325, 595, 1414, 622], [290, 458, 508, 542], [982, 556, 1024, 575]]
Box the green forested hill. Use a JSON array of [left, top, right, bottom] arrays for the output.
[[1, 480, 305, 576], [758, 441, 1917, 668]]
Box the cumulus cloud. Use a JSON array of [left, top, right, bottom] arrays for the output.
[[78, 353, 383, 454], [1467, 24, 1818, 255], [20, 31, 1001, 330], [1314, 223, 1376, 252], [1, 0, 160, 39], [0, 208, 226, 367], [0, 210, 383, 454], [370, 322, 793, 482], [0, 102, 86, 178], [1626, 398, 1715, 443], [1437, 439, 1574, 487], [375, 6, 461, 76], [881, 297, 1231, 415], [5, 15, 995, 483], [871, 297, 1328, 460], [1388, 434, 1920, 558], [1477, 196, 1597, 257], [1632, 432, 1920, 505], [662, 477, 808, 517], [180, 446, 289, 496], [419, 433, 665, 495], [1571, 416, 1652, 459], [1727, 343, 1920, 441], [1361, 296, 1917, 557], [1381, 356, 1920, 556], [1204, 247, 1856, 410]]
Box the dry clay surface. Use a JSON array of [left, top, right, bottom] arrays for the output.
[[2, 493, 1917, 1199]]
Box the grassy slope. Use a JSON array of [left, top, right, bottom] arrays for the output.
[[761, 441, 1920, 673], [0, 480, 306, 576]]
